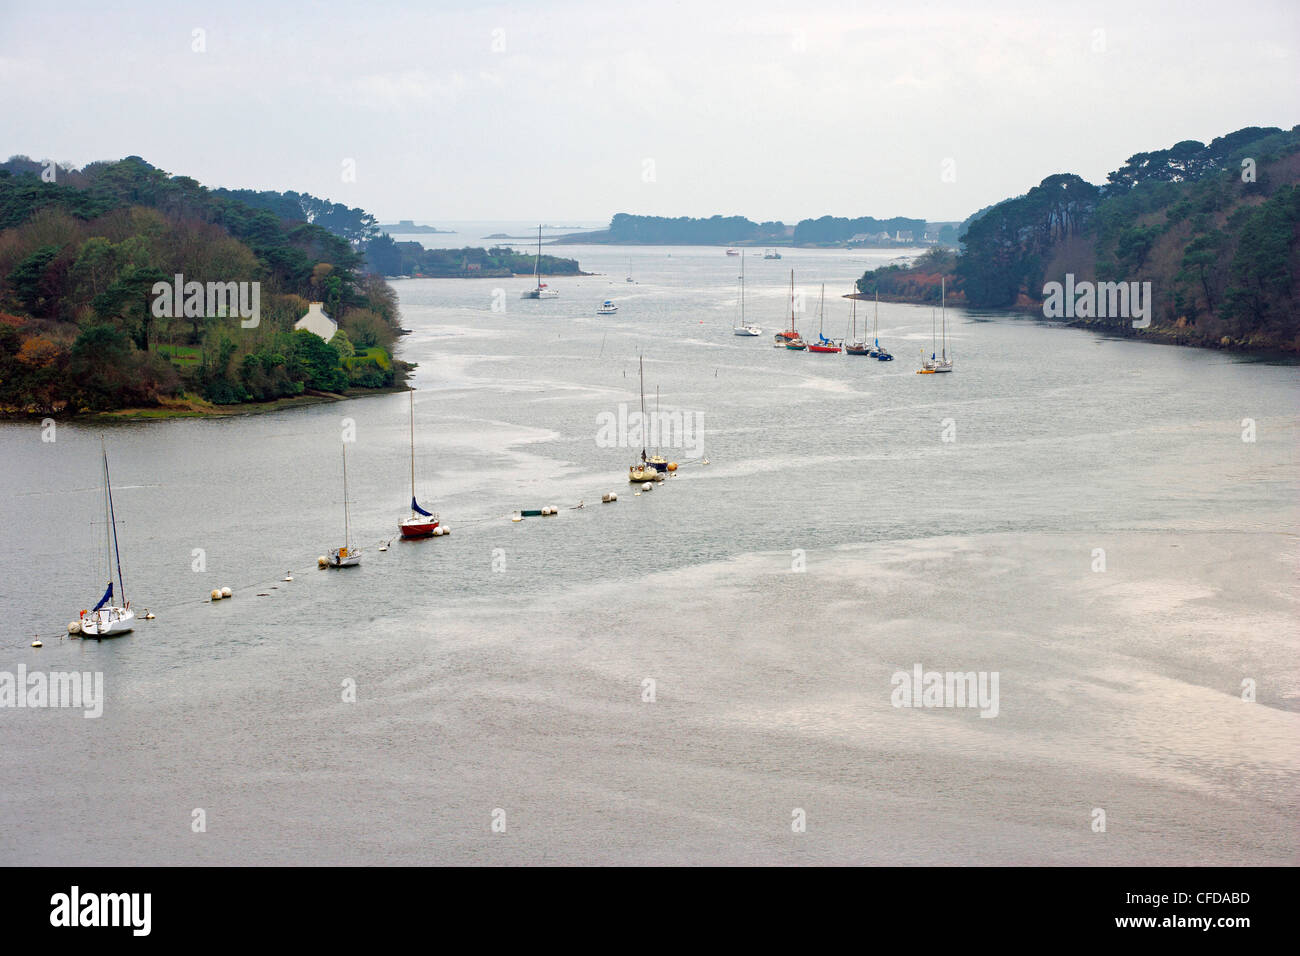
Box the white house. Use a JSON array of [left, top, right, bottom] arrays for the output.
[[295, 302, 337, 339]]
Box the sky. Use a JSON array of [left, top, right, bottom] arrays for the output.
[[1, 0, 1297, 225]]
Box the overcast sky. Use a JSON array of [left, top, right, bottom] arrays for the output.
[[2, 0, 1297, 225]]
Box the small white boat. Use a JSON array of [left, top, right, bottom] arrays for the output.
[[732, 252, 762, 336], [328, 444, 363, 567], [597, 300, 618, 314], [79, 441, 136, 638]]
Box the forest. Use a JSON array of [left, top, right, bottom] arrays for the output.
[[0, 156, 404, 414], [855, 127, 1300, 350]]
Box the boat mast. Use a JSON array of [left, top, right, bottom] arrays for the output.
[[342, 444, 351, 549], [818, 283, 825, 336], [788, 270, 795, 333], [535, 225, 542, 291], [740, 253, 745, 327], [874, 291, 879, 346], [639, 354, 647, 463], [655, 386, 661, 458], [409, 390, 416, 505], [941, 276, 947, 362]]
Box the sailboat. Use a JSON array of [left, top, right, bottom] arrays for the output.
[[919, 277, 953, 373], [626, 259, 634, 283], [807, 283, 842, 353], [845, 292, 870, 355], [519, 225, 559, 299], [872, 292, 893, 361], [775, 271, 805, 348], [399, 391, 440, 538], [733, 252, 761, 336], [79, 440, 135, 637], [329, 444, 362, 566], [628, 355, 666, 482]]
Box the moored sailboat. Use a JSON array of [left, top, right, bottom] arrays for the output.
[[919, 277, 953, 373], [399, 391, 440, 538], [732, 252, 761, 336], [774, 270, 803, 346], [807, 283, 842, 353], [79, 440, 135, 638], [845, 292, 870, 355], [629, 356, 667, 481], [520, 225, 559, 299], [329, 444, 362, 566]]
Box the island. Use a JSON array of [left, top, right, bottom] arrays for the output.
[[548, 213, 962, 247], [379, 220, 454, 234]]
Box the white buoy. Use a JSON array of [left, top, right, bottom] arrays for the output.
[[702, 457, 710, 465], [68, 621, 81, 635], [441, 526, 450, 535], [283, 572, 293, 582], [220, 586, 232, 599], [318, 555, 329, 568], [32, 637, 42, 648], [433, 527, 443, 536], [642, 482, 652, 491], [143, 610, 155, 620], [511, 514, 522, 522], [210, 589, 222, 601]]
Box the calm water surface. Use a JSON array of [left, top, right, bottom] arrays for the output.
[[1, 239, 1296, 864]]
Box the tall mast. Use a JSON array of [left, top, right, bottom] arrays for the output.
[[739, 252, 745, 325], [874, 291, 879, 346], [639, 354, 647, 462], [655, 386, 661, 457], [342, 444, 350, 549], [788, 270, 795, 333], [535, 225, 542, 290], [941, 276, 947, 361], [409, 390, 416, 503], [819, 283, 825, 336]]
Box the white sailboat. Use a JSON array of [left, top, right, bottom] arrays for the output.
[[625, 258, 634, 283], [520, 225, 558, 299], [79, 440, 135, 637], [732, 252, 761, 336], [329, 444, 362, 566], [919, 277, 953, 373]]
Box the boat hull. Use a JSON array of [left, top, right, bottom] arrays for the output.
[[81, 607, 135, 637], [329, 549, 362, 567], [733, 326, 761, 336], [807, 344, 841, 353], [399, 517, 439, 538], [846, 346, 872, 355]]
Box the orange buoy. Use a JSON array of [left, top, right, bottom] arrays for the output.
[[666, 462, 678, 472]]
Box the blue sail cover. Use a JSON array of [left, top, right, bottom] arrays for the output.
[[92, 581, 113, 612], [818, 333, 834, 345], [411, 497, 434, 517]]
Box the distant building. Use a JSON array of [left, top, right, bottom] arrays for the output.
[[895, 230, 915, 243], [294, 302, 337, 339]]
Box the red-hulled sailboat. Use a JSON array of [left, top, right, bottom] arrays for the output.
[[399, 390, 441, 538]]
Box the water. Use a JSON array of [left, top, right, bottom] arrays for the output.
[[1, 240, 1296, 864]]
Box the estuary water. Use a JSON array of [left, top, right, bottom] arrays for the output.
[[1, 237, 1296, 865]]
